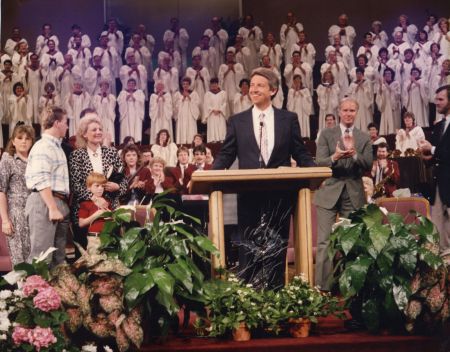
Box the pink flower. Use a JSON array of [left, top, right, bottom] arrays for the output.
[[33, 287, 61, 312], [22, 275, 50, 297], [30, 327, 57, 351], [12, 325, 31, 345]]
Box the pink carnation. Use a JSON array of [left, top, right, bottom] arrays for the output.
[[22, 275, 50, 297], [33, 287, 61, 312], [12, 325, 31, 345], [30, 327, 57, 351]]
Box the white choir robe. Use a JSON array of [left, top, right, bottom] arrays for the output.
[[376, 80, 401, 134], [280, 22, 304, 59], [163, 28, 189, 73], [67, 48, 92, 74], [412, 41, 432, 68], [125, 47, 152, 78], [40, 51, 64, 94], [432, 31, 450, 58], [238, 26, 263, 74], [119, 64, 148, 98], [346, 80, 374, 132], [316, 83, 340, 131], [84, 66, 113, 96], [35, 35, 59, 57], [101, 30, 124, 59], [151, 143, 178, 167], [92, 94, 117, 144], [93, 46, 120, 81], [149, 92, 173, 144], [185, 67, 210, 113], [328, 25, 357, 66], [204, 28, 229, 75], [11, 52, 31, 80], [393, 25, 418, 46], [349, 66, 376, 84], [402, 79, 429, 127], [426, 56, 446, 101], [267, 66, 284, 109], [173, 91, 200, 144], [370, 31, 388, 49], [287, 88, 312, 138], [320, 62, 349, 101], [387, 42, 411, 61], [157, 50, 182, 75], [235, 47, 252, 77], [118, 89, 145, 143], [218, 63, 244, 114], [38, 94, 61, 126], [55, 65, 83, 106], [192, 46, 217, 79], [291, 43, 316, 70], [284, 63, 313, 93], [4, 38, 28, 57], [8, 95, 33, 136], [395, 126, 425, 155], [25, 68, 42, 124], [0, 74, 20, 124], [153, 67, 179, 94], [356, 45, 380, 67], [64, 92, 91, 137], [129, 34, 156, 77], [67, 34, 91, 50], [233, 92, 253, 114], [325, 45, 353, 71], [203, 90, 228, 142], [259, 44, 283, 70]]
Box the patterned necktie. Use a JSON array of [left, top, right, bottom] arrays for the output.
[[343, 128, 353, 150], [259, 113, 269, 164]]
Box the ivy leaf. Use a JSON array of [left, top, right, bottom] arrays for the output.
[[387, 212, 404, 234], [13, 262, 36, 276], [167, 263, 194, 293], [348, 256, 373, 293], [393, 284, 410, 311], [155, 290, 179, 315], [120, 228, 142, 250], [114, 208, 132, 223], [362, 204, 383, 228], [124, 272, 155, 304], [418, 247, 443, 270], [194, 236, 219, 255], [362, 297, 380, 332], [399, 249, 417, 276], [151, 267, 175, 296], [339, 267, 355, 298], [174, 224, 195, 241], [122, 240, 145, 267], [340, 224, 362, 255], [369, 224, 391, 255]]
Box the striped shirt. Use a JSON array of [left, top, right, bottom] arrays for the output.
[[25, 133, 70, 195]]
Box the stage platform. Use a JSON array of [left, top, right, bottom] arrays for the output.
[[140, 315, 442, 352]]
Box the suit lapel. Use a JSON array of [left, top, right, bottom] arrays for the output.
[[267, 109, 283, 166]]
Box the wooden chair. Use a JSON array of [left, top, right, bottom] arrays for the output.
[[376, 197, 431, 223]]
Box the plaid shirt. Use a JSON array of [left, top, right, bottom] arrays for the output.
[[25, 133, 70, 195]]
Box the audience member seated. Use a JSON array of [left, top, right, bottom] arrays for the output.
[[395, 111, 425, 155], [165, 146, 192, 195], [145, 157, 172, 198], [370, 142, 400, 198], [151, 129, 178, 167]]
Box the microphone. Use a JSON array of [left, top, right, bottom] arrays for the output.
[[259, 121, 265, 168]]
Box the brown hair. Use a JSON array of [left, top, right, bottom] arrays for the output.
[[121, 144, 141, 165], [177, 146, 189, 156], [42, 107, 66, 130], [86, 172, 107, 187], [250, 67, 279, 90], [150, 157, 166, 168], [5, 125, 36, 156]]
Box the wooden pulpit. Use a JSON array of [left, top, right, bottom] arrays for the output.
[[189, 167, 332, 283]]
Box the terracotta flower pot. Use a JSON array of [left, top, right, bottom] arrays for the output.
[[288, 318, 311, 338], [232, 322, 251, 341]]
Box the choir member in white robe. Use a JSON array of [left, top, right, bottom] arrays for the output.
[[204, 17, 229, 76], [325, 35, 353, 72], [423, 15, 440, 39], [173, 77, 200, 144], [376, 68, 401, 134], [186, 55, 210, 110], [291, 31, 316, 71], [393, 15, 418, 46], [328, 14, 356, 67], [120, 52, 148, 99], [395, 112, 425, 155], [192, 35, 217, 79], [373, 48, 399, 80], [64, 81, 91, 137], [259, 32, 283, 71], [158, 39, 182, 75], [103, 18, 124, 58], [40, 40, 63, 95], [399, 49, 427, 100], [25, 54, 42, 124], [9, 82, 32, 135], [127, 33, 152, 80], [151, 129, 178, 167], [388, 31, 411, 62], [402, 68, 429, 127], [4, 27, 28, 57], [92, 81, 116, 144], [284, 51, 313, 93], [149, 81, 173, 144], [1, 62, 21, 126], [118, 79, 145, 143], [413, 31, 433, 68], [163, 18, 189, 75], [261, 55, 284, 109], [356, 33, 380, 68], [233, 35, 252, 77], [433, 18, 449, 57], [238, 15, 263, 75], [38, 82, 61, 126], [370, 21, 388, 49], [233, 78, 252, 114], [67, 35, 91, 74], [346, 68, 374, 131], [67, 24, 91, 50], [56, 54, 83, 106], [287, 75, 312, 138], [349, 55, 376, 84], [203, 78, 228, 142], [218, 48, 244, 114], [93, 35, 120, 87], [426, 44, 446, 103], [11, 42, 30, 81], [35, 23, 59, 57], [84, 55, 113, 96], [129, 24, 156, 79], [320, 50, 349, 101], [153, 53, 179, 95], [317, 70, 340, 131], [280, 11, 304, 60]]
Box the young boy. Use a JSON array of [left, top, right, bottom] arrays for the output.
[[78, 172, 110, 253]]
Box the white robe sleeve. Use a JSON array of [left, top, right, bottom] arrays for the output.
[[117, 91, 128, 122]]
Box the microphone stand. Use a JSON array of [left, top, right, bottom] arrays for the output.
[[259, 121, 265, 168]]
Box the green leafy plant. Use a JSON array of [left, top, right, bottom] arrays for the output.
[[329, 204, 445, 332], [98, 192, 219, 337], [196, 273, 265, 337]]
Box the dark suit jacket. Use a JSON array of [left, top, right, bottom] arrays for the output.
[[429, 118, 450, 206], [213, 107, 315, 169]]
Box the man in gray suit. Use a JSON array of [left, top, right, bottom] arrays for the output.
[[314, 98, 373, 290]]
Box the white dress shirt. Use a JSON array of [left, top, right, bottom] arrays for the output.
[[87, 145, 103, 173]]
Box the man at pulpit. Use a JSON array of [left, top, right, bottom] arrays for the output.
[[213, 67, 315, 289]]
